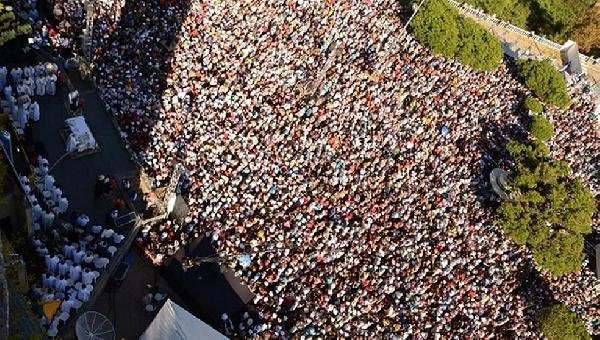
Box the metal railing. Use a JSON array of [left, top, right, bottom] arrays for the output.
[[447, 0, 600, 65]]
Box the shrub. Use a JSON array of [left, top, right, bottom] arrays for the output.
[[539, 304, 590, 340], [410, 0, 502, 71], [517, 59, 571, 108], [524, 96, 543, 113], [528, 115, 554, 141]]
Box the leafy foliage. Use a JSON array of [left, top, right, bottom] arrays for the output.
[[463, 0, 531, 28], [528, 115, 554, 141], [517, 59, 571, 108], [571, 3, 600, 57], [498, 136, 596, 276], [462, 0, 597, 49], [410, 0, 503, 71], [410, 0, 460, 57], [524, 96, 544, 113], [539, 304, 591, 340], [456, 17, 504, 71], [529, 0, 596, 43], [0, 6, 31, 47]]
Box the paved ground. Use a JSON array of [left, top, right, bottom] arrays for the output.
[[31, 69, 137, 225], [93, 250, 188, 340]]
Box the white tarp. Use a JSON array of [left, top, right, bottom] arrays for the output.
[[140, 299, 227, 340], [65, 116, 98, 153]]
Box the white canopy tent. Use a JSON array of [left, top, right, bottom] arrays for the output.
[[140, 299, 227, 340], [65, 116, 98, 153]]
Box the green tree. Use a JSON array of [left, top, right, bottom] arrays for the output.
[[539, 304, 591, 340], [528, 115, 554, 141], [410, 0, 502, 71], [456, 17, 503, 71], [410, 0, 460, 57], [524, 96, 544, 113], [529, 0, 596, 42], [498, 137, 596, 276], [0, 5, 31, 47], [517, 59, 571, 108], [463, 0, 531, 28]]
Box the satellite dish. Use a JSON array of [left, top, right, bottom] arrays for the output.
[[75, 311, 116, 340], [490, 168, 510, 201]]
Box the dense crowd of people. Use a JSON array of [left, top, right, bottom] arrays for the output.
[[44, 0, 599, 337]]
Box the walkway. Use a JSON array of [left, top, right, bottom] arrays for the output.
[[92, 251, 188, 339], [31, 67, 137, 225]]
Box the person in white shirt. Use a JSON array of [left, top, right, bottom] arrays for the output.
[[58, 261, 69, 277], [52, 187, 62, 202], [46, 74, 57, 95], [56, 276, 68, 292], [77, 214, 90, 227], [32, 203, 43, 222], [48, 255, 60, 274], [36, 246, 49, 256], [69, 265, 82, 282], [43, 212, 55, 229], [10, 67, 22, 82], [0, 66, 7, 89], [3, 85, 12, 99], [36, 77, 46, 96], [63, 244, 75, 259], [30, 101, 40, 121], [93, 257, 109, 269], [82, 269, 94, 285], [23, 66, 33, 78], [35, 63, 45, 76], [25, 77, 35, 96], [58, 197, 69, 214], [77, 285, 91, 302], [46, 274, 57, 289], [73, 249, 85, 264]]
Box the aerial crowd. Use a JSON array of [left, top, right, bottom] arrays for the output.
[[42, 0, 599, 337]]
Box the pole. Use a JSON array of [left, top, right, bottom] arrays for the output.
[[83, 0, 95, 59], [403, 0, 428, 32], [48, 150, 74, 173]]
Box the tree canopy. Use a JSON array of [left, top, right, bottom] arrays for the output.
[[571, 3, 600, 57], [410, 0, 460, 56], [0, 4, 31, 47], [497, 131, 596, 276], [462, 0, 598, 50], [516, 59, 571, 108], [410, 0, 503, 71], [524, 96, 544, 113], [539, 304, 591, 340], [463, 0, 531, 28], [528, 115, 554, 141]]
